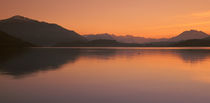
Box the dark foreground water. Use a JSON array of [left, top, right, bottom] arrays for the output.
[[1, 47, 210, 103]]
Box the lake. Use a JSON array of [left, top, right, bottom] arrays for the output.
[[1, 47, 210, 103]]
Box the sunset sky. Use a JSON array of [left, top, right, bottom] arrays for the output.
[[1, 0, 210, 38]]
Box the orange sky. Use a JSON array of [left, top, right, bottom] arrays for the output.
[[1, 0, 210, 38]]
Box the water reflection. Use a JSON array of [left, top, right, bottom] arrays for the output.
[[0, 47, 210, 78], [0, 48, 81, 77], [174, 49, 210, 63], [1, 48, 210, 103]]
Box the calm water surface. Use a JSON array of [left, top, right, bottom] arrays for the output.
[[1, 47, 210, 103]]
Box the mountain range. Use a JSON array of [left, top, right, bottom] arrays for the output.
[[0, 15, 210, 47], [85, 30, 209, 44], [84, 33, 167, 44]]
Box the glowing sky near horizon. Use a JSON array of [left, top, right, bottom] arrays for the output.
[[1, 0, 210, 38]]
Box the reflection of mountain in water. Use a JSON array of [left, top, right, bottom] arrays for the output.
[[173, 49, 210, 63], [1, 48, 210, 78], [0, 48, 81, 77], [138, 49, 210, 63]]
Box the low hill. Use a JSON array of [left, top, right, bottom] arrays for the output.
[[173, 37, 210, 47], [54, 39, 121, 47], [0, 30, 34, 47], [84, 33, 115, 41]]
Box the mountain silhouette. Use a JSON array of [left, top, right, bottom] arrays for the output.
[[203, 36, 210, 40], [84, 30, 209, 44], [0, 15, 209, 47], [84, 33, 167, 44], [0, 30, 34, 47], [0, 15, 86, 46], [173, 36, 210, 47], [84, 33, 115, 41], [111, 35, 167, 43], [169, 30, 209, 42]]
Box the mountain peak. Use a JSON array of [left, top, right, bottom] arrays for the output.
[[11, 15, 26, 19], [181, 30, 207, 35], [10, 15, 34, 21], [183, 29, 204, 33], [170, 30, 209, 41], [0, 15, 37, 23]]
